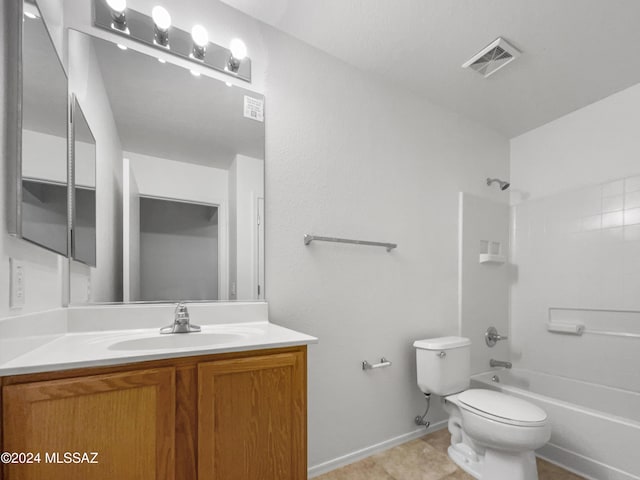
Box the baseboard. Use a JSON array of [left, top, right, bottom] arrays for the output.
[[307, 420, 448, 478], [538, 442, 640, 480]]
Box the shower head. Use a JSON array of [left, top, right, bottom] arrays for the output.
[[487, 178, 510, 191]]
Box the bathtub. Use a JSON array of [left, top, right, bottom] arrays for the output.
[[471, 369, 640, 480]]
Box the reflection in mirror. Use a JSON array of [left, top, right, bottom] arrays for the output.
[[20, 0, 69, 255], [69, 31, 265, 304], [138, 197, 219, 302], [72, 99, 97, 266]]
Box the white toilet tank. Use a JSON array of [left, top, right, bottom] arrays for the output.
[[414, 336, 471, 395]]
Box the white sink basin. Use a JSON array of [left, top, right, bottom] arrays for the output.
[[108, 333, 245, 351]]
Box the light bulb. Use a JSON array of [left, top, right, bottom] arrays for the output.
[[158, 58, 167, 63], [106, 0, 126, 13], [107, 0, 128, 32], [152, 6, 171, 32], [229, 38, 247, 60], [191, 25, 208, 48], [117, 44, 128, 50], [24, 11, 37, 19], [190, 69, 201, 77]]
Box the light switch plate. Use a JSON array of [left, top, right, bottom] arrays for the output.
[[10, 258, 25, 309]]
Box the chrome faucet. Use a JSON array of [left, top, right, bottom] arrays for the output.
[[490, 359, 512, 369], [485, 326, 508, 347], [160, 303, 201, 334]]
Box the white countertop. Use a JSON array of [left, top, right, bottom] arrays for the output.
[[0, 320, 317, 376]]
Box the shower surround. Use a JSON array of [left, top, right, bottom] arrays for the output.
[[510, 176, 640, 392], [507, 176, 640, 478]]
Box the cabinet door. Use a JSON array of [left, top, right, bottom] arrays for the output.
[[198, 349, 306, 480], [3, 368, 175, 480]]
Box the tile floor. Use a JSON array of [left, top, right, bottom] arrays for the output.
[[315, 428, 585, 480]]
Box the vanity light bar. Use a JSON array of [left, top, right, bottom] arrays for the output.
[[93, 0, 252, 82]]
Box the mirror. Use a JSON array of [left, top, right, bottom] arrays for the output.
[[68, 31, 265, 304], [71, 98, 97, 266], [16, 0, 69, 255]]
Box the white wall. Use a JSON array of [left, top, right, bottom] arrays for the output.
[[139, 198, 219, 301], [75, 140, 96, 188], [228, 159, 238, 299], [510, 83, 640, 391], [21, 130, 95, 187], [229, 154, 263, 300], [68, 29, 123, 303], [5, 0, 511, 469], [511, 83, 640, 203], [459, 194, 510, 374], [126, 151, 229, 300], [122, 158, 140, 302], [21, 129, 67, 183], [257, 18, 509, 469], [127, 152, 229, 206]]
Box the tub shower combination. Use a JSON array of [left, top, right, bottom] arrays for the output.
[[472, 369, 640, 480]]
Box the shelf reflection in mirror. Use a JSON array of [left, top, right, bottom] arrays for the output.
[[68, 30, 265, 304]]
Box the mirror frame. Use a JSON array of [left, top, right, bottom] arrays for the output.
[[5, 0, 23, 237], [5, 0, 71, 258]]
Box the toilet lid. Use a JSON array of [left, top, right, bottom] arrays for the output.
[[458, 389, 547, 427]]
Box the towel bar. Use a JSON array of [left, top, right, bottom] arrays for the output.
[[304, 234, 397, 252]]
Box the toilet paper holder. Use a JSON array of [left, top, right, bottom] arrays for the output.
[[362, 358, 392, 370]]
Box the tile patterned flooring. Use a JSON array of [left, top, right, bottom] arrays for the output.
[[315, 428, 585, 480]]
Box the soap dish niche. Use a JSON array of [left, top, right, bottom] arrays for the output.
[[479, 253, 506, 264], [479, 240, 506, 265]]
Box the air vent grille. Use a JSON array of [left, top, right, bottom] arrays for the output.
[[462, 38, 520, 78]]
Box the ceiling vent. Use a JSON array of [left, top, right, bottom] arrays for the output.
[[462, 37, 521, 78]]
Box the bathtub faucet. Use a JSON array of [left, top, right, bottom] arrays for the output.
[[490, 359, 512, 369]]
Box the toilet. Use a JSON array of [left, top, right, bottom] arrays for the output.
[[413, 336, 550, 480]]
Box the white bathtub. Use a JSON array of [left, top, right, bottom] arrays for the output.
[[472, 369, 640, 480]]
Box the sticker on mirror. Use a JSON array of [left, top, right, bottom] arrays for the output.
[[244, 95, 264, 122]]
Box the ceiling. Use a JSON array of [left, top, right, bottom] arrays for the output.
[[221, 0, 640, 137], [91, 34, 264, 169]]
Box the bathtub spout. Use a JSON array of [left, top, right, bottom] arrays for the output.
[[490, 359, 512, 369]]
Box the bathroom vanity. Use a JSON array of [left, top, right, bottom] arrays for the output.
[[0, 309, 316, 480], [2, 347, 306, 480]]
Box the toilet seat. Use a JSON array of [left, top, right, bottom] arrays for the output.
[[457, 389, 547, 427]]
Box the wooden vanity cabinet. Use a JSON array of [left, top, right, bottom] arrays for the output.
[[1, 346, 307, 480], [198, 350, 306, 480], [2, 368, 175, 480]]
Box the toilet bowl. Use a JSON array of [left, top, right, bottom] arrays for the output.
[[413, 336, 551, 480], [445, 390, 550, 479]]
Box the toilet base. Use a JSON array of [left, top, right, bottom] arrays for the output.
[[448, 444, 539, 480], [448, 444, 482, 479], [482, 449, 539, 480]]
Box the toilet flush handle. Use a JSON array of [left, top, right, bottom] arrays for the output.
[[437, 351, 446, 358]]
